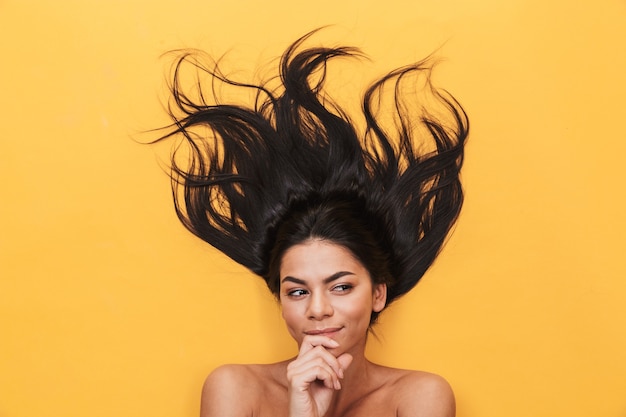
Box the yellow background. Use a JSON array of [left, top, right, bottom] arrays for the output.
[[1, 1, 625, 416]]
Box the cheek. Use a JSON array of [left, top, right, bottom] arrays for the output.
[[280, 305, 302, 340], [279, 293, 289, 319], [337, 296, 369, 321], [280, 303, 298, 326]]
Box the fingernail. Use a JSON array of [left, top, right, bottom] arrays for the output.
[[329, 339, 339, 346]]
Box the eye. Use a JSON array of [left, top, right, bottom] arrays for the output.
[[287, 288, 308, 297], [332, 284, 353, 293]]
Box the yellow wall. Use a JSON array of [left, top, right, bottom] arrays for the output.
[[1, 1, 625, 416]]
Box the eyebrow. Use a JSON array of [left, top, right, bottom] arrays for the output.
[[281, 271, 355, 286]]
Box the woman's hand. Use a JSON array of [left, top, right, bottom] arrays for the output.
[[286, 336, 353, 417]]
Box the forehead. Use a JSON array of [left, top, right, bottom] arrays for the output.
[[280, 240, 368, 279]]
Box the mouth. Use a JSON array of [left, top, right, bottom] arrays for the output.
[[304, 327, 343, 338]]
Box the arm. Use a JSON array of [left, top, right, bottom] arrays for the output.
[[200, 365, 254, 417]]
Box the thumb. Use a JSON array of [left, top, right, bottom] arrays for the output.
[[337, 353, 353, 373]]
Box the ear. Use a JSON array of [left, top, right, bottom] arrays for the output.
[[372, 283, 387, 313]]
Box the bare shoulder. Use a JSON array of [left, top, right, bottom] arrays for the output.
[[201, 365, 254, 417], [200, 363, 287, 417], [392, 369, 455, 417], [397, 371, 456, 417], [203, 363, 261, 393]]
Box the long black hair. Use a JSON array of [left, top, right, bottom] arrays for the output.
[[154, 31, 468, 321]]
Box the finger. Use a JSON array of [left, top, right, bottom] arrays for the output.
[[289, 354, 339, 382], [310, 365, 340, 390], [296, 345, 344, 378], [288, 360, 341, 390], [298, 335, 339, 355]]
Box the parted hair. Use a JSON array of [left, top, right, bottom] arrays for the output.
[[154, 31, 468, 322]]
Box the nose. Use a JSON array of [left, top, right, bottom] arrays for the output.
[[306, 292, 334, 320]]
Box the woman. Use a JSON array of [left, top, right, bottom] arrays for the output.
[[155, 30, 468, 416]]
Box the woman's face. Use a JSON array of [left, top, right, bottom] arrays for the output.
[[279, 239, 387, 355]]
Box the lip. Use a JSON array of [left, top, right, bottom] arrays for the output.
[[304, 327, 343, 337]]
